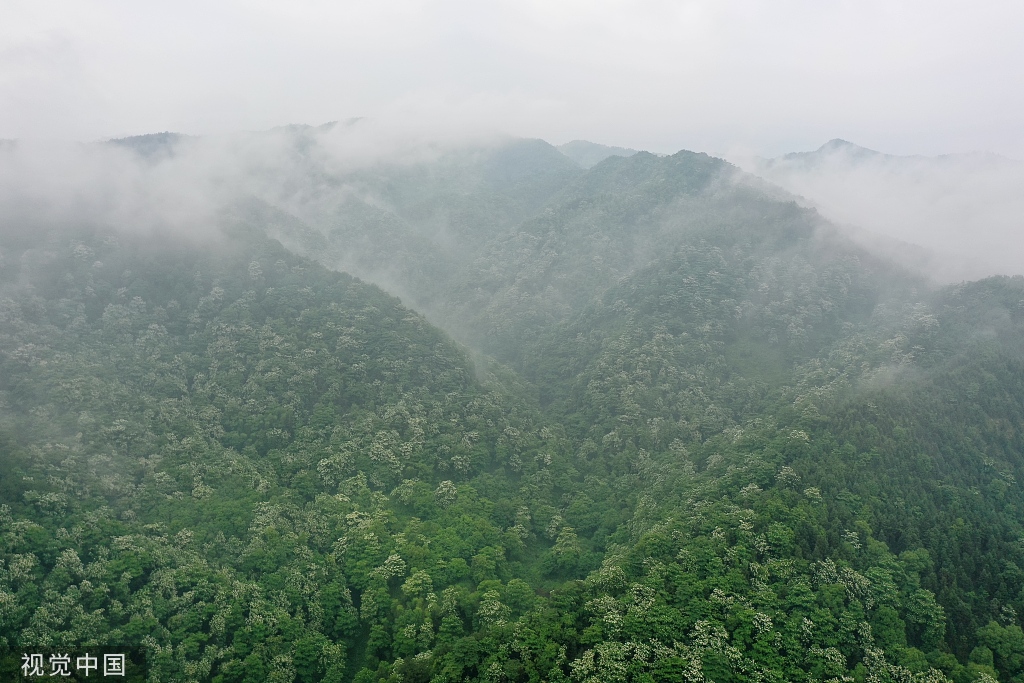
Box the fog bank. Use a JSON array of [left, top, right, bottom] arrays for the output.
[[737, 140, 1024, 282], [0, 119, 509, 243]]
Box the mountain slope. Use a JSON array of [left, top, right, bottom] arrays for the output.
[[0, 224, 593, 681], [3, 133, 1024, 683], [265, 141, 1024, 678]]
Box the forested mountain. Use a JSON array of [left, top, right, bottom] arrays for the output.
[[1, 131, 1023, 683]]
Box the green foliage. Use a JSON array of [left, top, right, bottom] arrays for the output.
[[3, 144, 1024, 682]]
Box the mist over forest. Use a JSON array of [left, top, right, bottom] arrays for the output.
[[738, 140, 1024, 283], [2, 119, 1024, 683]]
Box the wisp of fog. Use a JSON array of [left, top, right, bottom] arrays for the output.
[[736, 140, 1024, 283], [2, 124, 1022, 290]]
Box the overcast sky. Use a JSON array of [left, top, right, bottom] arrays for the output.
[[3, 0, 1023, 158]]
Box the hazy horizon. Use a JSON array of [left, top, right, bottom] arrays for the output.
[[4, 1, 1024, 160], [3, 1, 1023, 284]]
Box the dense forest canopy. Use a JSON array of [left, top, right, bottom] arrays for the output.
[[1, 130, 1023, 683]]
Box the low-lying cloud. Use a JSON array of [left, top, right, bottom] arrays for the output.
[[0, 118, 509, 244], [4, 125, 1022, 293], [736, 140, 1024, 282]]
